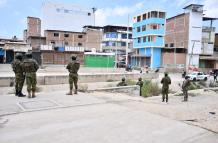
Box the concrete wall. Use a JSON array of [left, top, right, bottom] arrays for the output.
[[0, 73, 158, 87], [162, 52, 186, 65]]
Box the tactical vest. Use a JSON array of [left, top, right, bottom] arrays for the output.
[[23, 59, 38, 73], [12, 60, 23, 73]]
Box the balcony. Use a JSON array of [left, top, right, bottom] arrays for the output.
[[201, 42, 214, 55], [202, 26, 215, 32]]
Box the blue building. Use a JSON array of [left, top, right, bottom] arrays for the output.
[[132, 10, 166, 68]]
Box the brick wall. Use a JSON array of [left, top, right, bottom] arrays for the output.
[[27, 17, 41, 37]]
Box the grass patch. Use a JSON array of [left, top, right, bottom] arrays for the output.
[[126, 79, 136, 85], [141, 80, 161, 97]]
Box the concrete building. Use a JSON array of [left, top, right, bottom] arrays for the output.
[[102, 25, 132, 67], [132, 10, 166, 68], [0, 37, 31, 63], [42, 2, 95, 33], [164, 4, 218, 70]]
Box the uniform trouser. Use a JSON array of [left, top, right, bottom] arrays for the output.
[[183, 89, 188, 100], [15, 73, 25, 91], [69, 73, 78, 90], [162, 88, 169, 101], [26, 73, 37, 92]]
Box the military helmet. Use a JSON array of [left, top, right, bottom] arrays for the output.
[[122, 77, 125, 81], [25, 52, 32, 58], [15, 53, 22, 60], [164, 72, 168, 76], [71, 55, 77, 61], [138, 77, 142, 81]]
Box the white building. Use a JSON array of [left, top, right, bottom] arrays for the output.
[[42, 2, 95, 33]]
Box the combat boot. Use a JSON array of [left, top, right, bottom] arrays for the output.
[[66, 90, 73, 95], [74, 89, 78, 94], [28, 92, 31, 98], [32, 91, 36, 98], [18, 91, 26, 97], [15, 90, 18, 96]]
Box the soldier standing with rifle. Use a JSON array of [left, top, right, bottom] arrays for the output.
[[182, 76, 191, 102], [66, 55, 80, 95], [11, 53, 26, 97], [161, 72, 171, 103], [23, 52, 39, 98], [136, 77, 143, 96]]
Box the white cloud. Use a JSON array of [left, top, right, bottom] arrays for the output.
[[203, 0, 218, 17], [95, 2, 144, 26], [0, 0, 7, 7]]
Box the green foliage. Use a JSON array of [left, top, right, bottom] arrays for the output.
[[188, 82, 201, 90], [141, 80, 161, 97], [197, 81, 207, 87]]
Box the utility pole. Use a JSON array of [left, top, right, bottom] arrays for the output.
[[92, 7, 97, 26], [126, 14, 129, 68]]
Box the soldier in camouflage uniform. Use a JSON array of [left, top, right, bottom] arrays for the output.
[[117, 78, 127, 86], [136, 77, 143, 96], [182, 76, 191, 102], [161, 72, 171, 102], [66, 56, 80, 95], [22, 52, 39, 98], [11, 53, 26, 97]]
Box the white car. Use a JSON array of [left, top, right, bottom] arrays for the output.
[[185, 72, 209, 81]]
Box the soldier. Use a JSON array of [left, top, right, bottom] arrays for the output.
[[66, 55, 80, 95], [117, 77, 127, 86], [161, 72, 171, 102], [22, 52, 39, 98], [182, 76, 191, 102], [136, 77, 143, 96], [11, 53, 26, 97]]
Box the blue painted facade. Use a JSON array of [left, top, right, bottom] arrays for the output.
[[132, 11, 166, 68]]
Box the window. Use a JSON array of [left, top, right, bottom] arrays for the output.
[[64, 41, 68, 46], [165, 44, 168, 47], [143, 37, 146, 42], [159, 12, 166, 18], [142, 14, 146, 20], [137, 16, 141, 22], [51, 41, 55, 45], [170, 43, 174, 47], [128, 34, 132, 39], [78, 43, 82, 46], [137, 27, 141, 32], [137, 37, 141, 43], [148, 36, 151, 42], [151, 11, 158, 18], [148, 12, 150, 18], [54, 33, 59, 37], [88, 13, 91, 16], [64, 9, 69, 13], [121, 34, 127, 39], [78, 35, 83, 38], [64, 34, 69, 38], [121, 42, 126, 46], [142, 25, 146, 31]]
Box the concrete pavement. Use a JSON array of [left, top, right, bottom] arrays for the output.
[[0, 90, 218, 143]]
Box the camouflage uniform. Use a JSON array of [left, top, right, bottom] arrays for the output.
[[182, 77, 190, 101], [22, 53, 39, 98], [117, 78, 127, 86], [136, 77, 143, 96], [11, 53, 25, 97], [66, 56, 80, 95], [161, 73, 171, 102]]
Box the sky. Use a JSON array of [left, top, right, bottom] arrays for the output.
[[0, 0, 218, 39]]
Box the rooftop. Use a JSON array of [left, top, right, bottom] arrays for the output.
[[183, 4, 204, 9]]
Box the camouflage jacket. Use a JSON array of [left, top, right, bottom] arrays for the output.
[[11, 59, 23, 74], [161, 76, 171, 89], [22, 59, 39, 73], [66, 61, 80, 74], [182, 79, 190, 90]]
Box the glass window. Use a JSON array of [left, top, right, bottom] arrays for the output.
[[137, 27, 141, 32], [78, 35, 83, 38], [78, 43, 82, 46], [143, 37, 146, 42], [121, 42, 126, 46], [64, 34, 69, 37], [106, 33, 117, 38], [128, 34, 132, 39], [159, 12, 166, 18], [151, 11, 158, 18], [137, 16, 141, 22], [142, 13, 146, 20], [54, 33, 59, 37], [170, 43, 174, 47], [142, 25, 146, 31], [137, 37, 141, 43], [121, 34, 127, 39]]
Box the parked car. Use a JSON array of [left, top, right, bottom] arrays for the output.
[[185, 72, 209, 81]]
